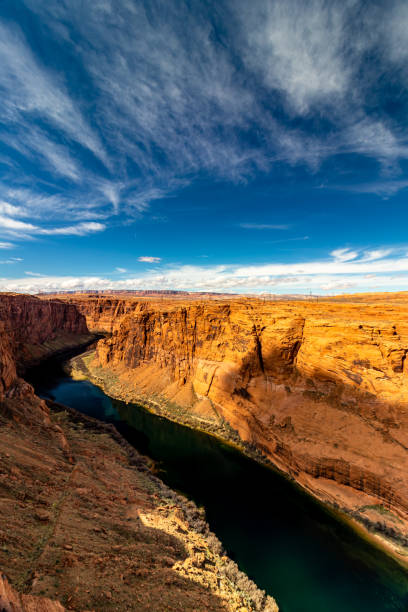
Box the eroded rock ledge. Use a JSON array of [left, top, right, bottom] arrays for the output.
[[60, 293, 408, 561]]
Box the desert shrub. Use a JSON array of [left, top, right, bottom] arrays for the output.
[[206, 531, 223, 555]]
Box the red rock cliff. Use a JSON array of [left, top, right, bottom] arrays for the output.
[[0, 293, 91, 443], [0, 293, 89, 400], [65, 295, 408, 546], [0, 293, 277, 612]]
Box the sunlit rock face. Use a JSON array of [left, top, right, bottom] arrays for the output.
[[0, 293, 278, 612], [0, 293, 91, 451], [65, 294, 408, 541], [0, 573, 65, 611]]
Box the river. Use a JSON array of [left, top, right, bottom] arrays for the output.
[[28, 354, 408, 612]]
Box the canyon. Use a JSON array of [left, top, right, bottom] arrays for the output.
[[0, 293, 277, 612], [57, 292, 408, 562], [1, 289, 407, 609]]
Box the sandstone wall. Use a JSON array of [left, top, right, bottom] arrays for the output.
[[0, 293, 278, 611], [67, 296, 408, 537], [0, 293, 89, 400], [55, 295, 142, 333]]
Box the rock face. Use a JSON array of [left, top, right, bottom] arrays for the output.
[[0, 292, 277, 611], [0, 293, 91, 439], [64, 295, 408, 547], [0, 293, 89, 400], [0, 573, 65, 611], [69, 295, 141, 333]]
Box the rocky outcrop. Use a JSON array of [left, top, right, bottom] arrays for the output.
[[55, 295, 142, 334], [0, 293, 90, 400], [0, 398, 277, 611], [0, 573, 65, 611], [0, 293, 92, 441], [64, 295, 408, 551]]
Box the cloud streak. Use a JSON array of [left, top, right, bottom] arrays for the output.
[[239, 223, 290, 230], [0, 0, 406, 238], [0, 206, 105, 239], [0, 0, 408, 274], [138, 256, 162, 264], [0, 21, 107, 165]]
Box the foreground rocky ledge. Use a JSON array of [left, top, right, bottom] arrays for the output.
[[0, 573, 64, 611], [59, 293, 408, 565], [0, 396, 277, 611]]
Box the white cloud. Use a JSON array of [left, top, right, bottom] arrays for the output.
[[0, 20, 107, 165], [0, 256, 23, 264], [0, 202, 26, 217], [336, 179, 408, 198], [330, 248, 359, 262], [0, 241, 15, 249], [0, 0, 407, 247], [39, 222, 105, 236], [360, 249, 392, 262], [1, 188, 108, 222], [2, 246, 408, 294], [239, 0, 352, 114], [138, 256, 162, 263], [341, 118, 408, 168], [384, 3, 408, 66], [266, 236, 309, 245], [97, 181, 122, 215], [319, 280, 356, 291], [0, 215, 37, 233], [0, 209, 105, 239], [239, 223, 290, 230], [115, 267, 127, 273], [0, 128, 81, 182]]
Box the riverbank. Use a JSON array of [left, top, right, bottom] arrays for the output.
[[67, 350, 408, 572], [20, 332, 97, 371]]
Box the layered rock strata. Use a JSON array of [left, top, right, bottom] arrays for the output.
[[0, 292, 277, 611], [0, 293, 91, 398], [62, 294, 408, 557]]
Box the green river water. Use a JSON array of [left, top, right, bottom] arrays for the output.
[[29, 356, 408, 612]]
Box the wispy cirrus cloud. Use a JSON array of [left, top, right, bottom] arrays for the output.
[[138, 256, 162, 264], [39, 222, 105, 236], [0, 205, 105, 239], [0, 21, 107, 165], [0, 127, 81, 182], [0, 256, 23, 264], [0, 0, 408, 256], [8, 0, 408, 208], [335, 179, 408, 198], [238, 0, 352, 115], [239, 223, 290, 230], [330, 248, 359, 263]]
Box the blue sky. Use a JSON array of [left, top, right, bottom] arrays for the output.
[[1, 0, 408, 294]]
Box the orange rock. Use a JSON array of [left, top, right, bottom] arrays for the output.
[[66, 293, 408, 540], [0, 572, 65, 611]]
